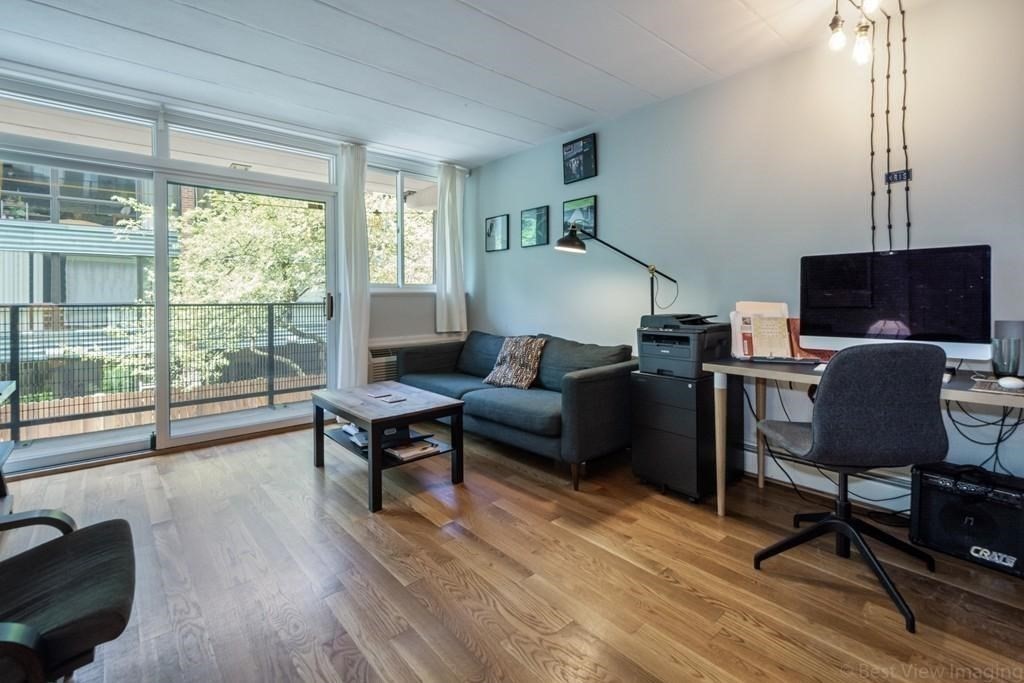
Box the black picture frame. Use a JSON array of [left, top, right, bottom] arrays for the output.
[[562, 195, 597, 239], [484, 214, 509, 252], [520, 205, 549, 248], [562, 133, 597, 184]]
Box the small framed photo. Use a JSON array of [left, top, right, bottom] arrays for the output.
[[520, 205, 549, 248], [485, 214, 509, 252], [563, 133, 597, 184], [562, 195, 597, 239]]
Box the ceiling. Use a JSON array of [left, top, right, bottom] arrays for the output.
[[0, 0, 924, 168]]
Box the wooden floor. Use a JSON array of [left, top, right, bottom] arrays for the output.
[[5, 424, 1024, 682]]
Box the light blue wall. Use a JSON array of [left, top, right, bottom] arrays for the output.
[[465, 0, 1024, 490]]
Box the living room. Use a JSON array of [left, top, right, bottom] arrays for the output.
[[1, 0, 1022, 681]]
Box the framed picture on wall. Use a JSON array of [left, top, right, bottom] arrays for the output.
[[562, 195, 597, 239], [520, 205, 549, 248], [485, 214, 509, 252], [563, 133, 597, 184]]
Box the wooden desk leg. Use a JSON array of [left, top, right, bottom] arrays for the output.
[[314, 405, 325, 468], [755, 377, 767, 489], [368, 424, 383, 513], [714, 372, 728, 517], [451, 410, 464, 485]]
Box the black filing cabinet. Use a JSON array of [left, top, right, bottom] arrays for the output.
[[630, 371, 745, 501]]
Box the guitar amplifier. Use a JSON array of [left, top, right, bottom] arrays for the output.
[[911, 463, 1024, 578]]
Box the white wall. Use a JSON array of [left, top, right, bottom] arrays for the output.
[[369, 291, 468, 346], [465, 0, 1024, 492], [369, 290, 458, 345]]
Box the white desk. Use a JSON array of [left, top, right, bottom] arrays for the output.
[[703, 359, 1024, 517]]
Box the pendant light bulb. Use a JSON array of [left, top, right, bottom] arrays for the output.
[[828, 13, 847, 51], [852, 21, 872, 65], [862, 0, 881, 14]]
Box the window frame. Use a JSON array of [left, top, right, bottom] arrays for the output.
[[367, 166, 437, 292]]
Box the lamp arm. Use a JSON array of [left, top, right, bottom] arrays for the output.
[[574, 227, 677, 283]]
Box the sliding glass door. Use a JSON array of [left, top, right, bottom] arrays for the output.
[[156, 178, 332, 446], [0, 91, 339, 468], [0, 157, 155, 470]]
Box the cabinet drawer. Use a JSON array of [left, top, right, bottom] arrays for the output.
[[633, 402, 698, 439], [630, 373, 701, 410], [631, 428, 700, 498]]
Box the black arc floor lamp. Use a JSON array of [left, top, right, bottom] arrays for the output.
[[555, 222, 677, 315]]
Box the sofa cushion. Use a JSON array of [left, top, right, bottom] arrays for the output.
[[463, 387, 562, 437], [456, 331, 506, 377], [483, 336, 547, 389], [399, 372, 489, 399], [536, 335, 632, 391]]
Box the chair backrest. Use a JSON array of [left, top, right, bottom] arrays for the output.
[[809, 343, 949, 468]]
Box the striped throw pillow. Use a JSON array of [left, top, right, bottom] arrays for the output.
[[483, 336, 548, 389]]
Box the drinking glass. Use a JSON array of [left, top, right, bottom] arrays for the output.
[[991, 338, 1022, 377]]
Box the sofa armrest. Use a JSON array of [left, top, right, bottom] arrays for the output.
[[395, 342, 465, 377], [560, 359, 638, 464]]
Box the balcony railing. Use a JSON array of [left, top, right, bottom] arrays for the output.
[[0, 303, 326, 441]]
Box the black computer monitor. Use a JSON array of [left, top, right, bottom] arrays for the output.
[[799, 245, 992, 360]]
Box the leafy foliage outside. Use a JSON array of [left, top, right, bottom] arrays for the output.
[[81, 183, 434, 397], [366, 189, 435, 285], [109, 189, 329, 392]]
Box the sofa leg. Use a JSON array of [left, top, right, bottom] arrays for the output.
[[570, 463, 581, 491]]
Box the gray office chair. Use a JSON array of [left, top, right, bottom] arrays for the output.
[[755, 343, 948, 633], [0, 511, 135, 682]]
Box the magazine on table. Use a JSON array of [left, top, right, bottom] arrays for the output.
[[386, 440, 441, 461]]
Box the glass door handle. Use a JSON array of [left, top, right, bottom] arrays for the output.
[[324, 292, 334, 321]]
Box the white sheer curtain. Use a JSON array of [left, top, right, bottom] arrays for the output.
[[435, 163, 468, 333], [335, 143, 370, 388]]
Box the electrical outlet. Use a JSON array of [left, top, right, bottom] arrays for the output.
[[885, 169, 913, 184]]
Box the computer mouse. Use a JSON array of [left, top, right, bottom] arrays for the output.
[[997, 376, 1024, 390]]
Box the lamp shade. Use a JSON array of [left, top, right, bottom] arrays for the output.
[[555, 225, 587, 253]]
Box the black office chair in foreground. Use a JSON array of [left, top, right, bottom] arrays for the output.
[[0, 511, 135, 682], [755, 343, 948, 633]]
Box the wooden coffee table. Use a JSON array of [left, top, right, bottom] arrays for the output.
[[312, 382, 464, 512]]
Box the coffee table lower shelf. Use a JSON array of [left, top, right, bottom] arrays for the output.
[[324, 427, 453, 469]]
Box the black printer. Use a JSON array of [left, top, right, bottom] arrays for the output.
[[637, 314, 731, 378]]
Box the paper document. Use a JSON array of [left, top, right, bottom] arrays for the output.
[[731, 301, 790, 359], [751, 317, 792, 358]]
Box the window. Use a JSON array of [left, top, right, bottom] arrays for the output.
[[367, 168, 398, 285], [168, 126, 332, 183], [0, 92, 153, 156], [403, 175, 437, 285], [59, 169, 142, 228], [1, 160, 149, 229], [1, 162, 50, 222], [366, 167, 436, 286]]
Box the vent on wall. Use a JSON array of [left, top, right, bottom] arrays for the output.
[[369, 348, 398, 382]]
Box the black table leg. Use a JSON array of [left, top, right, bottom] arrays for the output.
[[368, 424, 383, 512], [451, 409, 464, 485], [314, 405, 324, 468]]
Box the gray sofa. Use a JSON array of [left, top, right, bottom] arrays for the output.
[[396, 331, 637, 489]]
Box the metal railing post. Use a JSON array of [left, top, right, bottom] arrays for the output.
[[266, 303, 275, 407], [9, 306, 20, 442]]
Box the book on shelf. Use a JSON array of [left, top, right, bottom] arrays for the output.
[[386, 440, 441, 461]]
